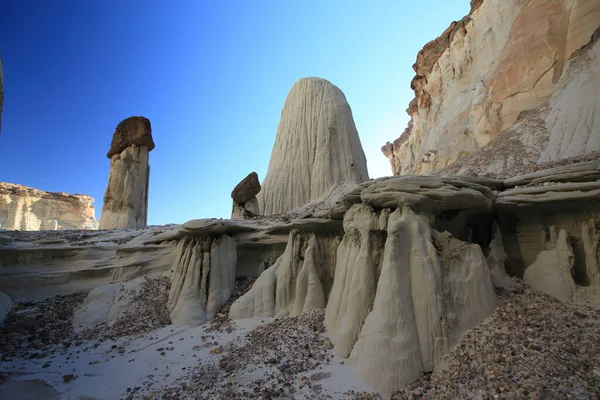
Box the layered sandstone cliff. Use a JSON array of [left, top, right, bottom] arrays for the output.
[[257, 77, 369, 215], [99, 116, 154, 229], [0, 182, 98, 230], [441, 28, 600, 177], [382, 0, 600, 176]]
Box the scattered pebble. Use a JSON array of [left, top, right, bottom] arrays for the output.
[[393, 283, 600, 399]]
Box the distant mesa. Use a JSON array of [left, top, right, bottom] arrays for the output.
[[99, 116, 154, 229], [257, 77, 369, 216], [0, 182, 98, 230]]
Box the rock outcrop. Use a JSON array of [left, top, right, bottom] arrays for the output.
[[231, 175, 498, 392], [0, 182, 98, 230], [167, 235, 236, 325], [440, 28, 600, 178], [2, 162, 599, 392], [382, 0, 600, 176], [523, 229, 576, 302], [496, 160, 600, 305], [231, 172, 261, 220], [229, 228, 341, 319], [349, 209, 496, 393], [257, 77, 369, 215], [99, 116, 154, 230]]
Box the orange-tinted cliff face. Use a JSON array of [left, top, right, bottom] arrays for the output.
[[382, 0, 600, 177]]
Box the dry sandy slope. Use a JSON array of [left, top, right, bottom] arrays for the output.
[[394, 281, 600, 399]]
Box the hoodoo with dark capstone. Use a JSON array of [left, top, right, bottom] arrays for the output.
[[99, 116, 154, 229], [231, 172, 261, 220], [231, 172, 261, 205], [106, 116, 155, 158]]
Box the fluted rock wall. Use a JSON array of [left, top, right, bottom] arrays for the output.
[[495, 160, 600, 305], [231, 176, 498, 392], [229, 228, 341, 319], [0, 182, 98, 230], [257, 77, 369, 215], [382, 0, 600, 176], [168, 235, 237, 325], [348, 208, 496, 393]]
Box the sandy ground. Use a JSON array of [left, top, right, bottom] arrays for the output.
[[0, 318, 378, 400], [0, 279, 380, 400], [2, 276, 599, 399]]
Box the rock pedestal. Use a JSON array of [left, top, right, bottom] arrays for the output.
[[99, 116, 155, 230], [231, 172, 261, 220]]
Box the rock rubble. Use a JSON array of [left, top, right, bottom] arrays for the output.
[[150, 310, 337, 399], [393, 281, 600, 399]]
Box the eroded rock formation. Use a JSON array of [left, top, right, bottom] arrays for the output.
[[441, 28, 600, 177], [229, 227, 341, 319], [230, 175, 498, 391], [0, 182, 98, 230], [257, 77, 369, 215], [99, 116, 154, 229], [168, 235, 236, 325], [2, 160, 600, 391], [383, 0, 600, 176], [231, 172, 261, 220], [2, 15, 600, 391], [349, 209, 495, 392], [496, 160, 600, 305]]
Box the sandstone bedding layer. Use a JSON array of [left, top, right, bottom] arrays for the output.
[[382, 0, 600, 176], [439, 28, 600, 178], [0, 182, 98, 231]]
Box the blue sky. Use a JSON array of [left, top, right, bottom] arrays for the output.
[[0, 1, 470, 225]]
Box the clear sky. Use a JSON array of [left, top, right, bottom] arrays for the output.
[[0, 1, 470, 225]]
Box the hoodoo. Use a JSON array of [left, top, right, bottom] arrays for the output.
[[257, 77, 369, 215], [99, 116, 155, 229]]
